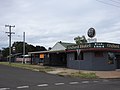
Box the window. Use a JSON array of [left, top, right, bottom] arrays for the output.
[[94, 52, 103, 57], [39, 54, 44, 59], [108, 52, 115, 64], [80, 51, 84, 60], [34, 54, 39, 58], [74, 52, 77, 60], [75, 51, 84, 60]]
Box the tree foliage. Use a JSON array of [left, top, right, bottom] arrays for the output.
[[2, 47, 9, 57], [1, 42, 47, 58], [74, 35, 87, 45]]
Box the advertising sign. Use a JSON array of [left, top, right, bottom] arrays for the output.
[[87, 28, 96, 38]]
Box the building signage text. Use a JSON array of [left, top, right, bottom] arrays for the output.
[[67, 43, 120, 50], [107, 44, 120, 49], [67, 44, 91, 50]]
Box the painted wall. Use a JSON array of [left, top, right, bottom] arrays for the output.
[[50, 42, 66, 51], [67, 53, 79, 69], [67, 52, 93, 70], [91, 52, 116, 70], [67, 51, 116, 71]]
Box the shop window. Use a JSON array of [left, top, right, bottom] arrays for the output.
[[108, 52, 115, 64], [94, 52, 103, 57]]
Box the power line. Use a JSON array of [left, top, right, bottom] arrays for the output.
[[0, 30, 5, 33], [0, 35, 8, 41], [0, 31, 8, 41], [96, 0, 120, 8], [110, 0, 120, 4]]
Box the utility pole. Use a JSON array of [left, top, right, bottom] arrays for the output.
[[5, 25, 15, 64], [23, 32, 25, 64]]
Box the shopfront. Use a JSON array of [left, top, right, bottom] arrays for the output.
[[67, 42, 120, 71], [29, 42, 120, 71]]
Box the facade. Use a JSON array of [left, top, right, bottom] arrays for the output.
[[29, 42, 120, 71], [44, 41, 74, 66], [67, 42, 120, 71], [29, 41, 74, 65]]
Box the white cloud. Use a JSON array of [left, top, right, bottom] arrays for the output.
[[0, 0, 120, 49]]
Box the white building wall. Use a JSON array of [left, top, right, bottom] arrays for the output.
[[50, 42, 66, 51]]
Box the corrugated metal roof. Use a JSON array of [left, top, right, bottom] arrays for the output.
[[28, 50, 65, 54], [58, 41, 75, 48], [28, 41, 75, 54]]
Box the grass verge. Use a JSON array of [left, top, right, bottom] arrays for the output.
[[0, 62, 98, 79], [57, 71, 98, 79], [0, 62, 54, 72], [70, 72, 97, 79]]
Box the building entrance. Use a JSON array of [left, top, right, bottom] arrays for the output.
[[115, 55, 120, 69]]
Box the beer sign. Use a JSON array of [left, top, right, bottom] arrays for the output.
[[87, 27, 96, 38]]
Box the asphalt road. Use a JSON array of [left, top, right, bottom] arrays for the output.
[[0, 65, 120, 90]]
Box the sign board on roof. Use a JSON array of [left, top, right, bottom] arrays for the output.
[[67, 43, 120, 50], [67, 43, 91, 50], [87, 28, 96, 38]]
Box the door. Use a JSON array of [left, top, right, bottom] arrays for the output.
[[115, 55, 120, 69]]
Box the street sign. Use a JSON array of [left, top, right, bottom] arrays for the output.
[[76, 49, 81, 56]]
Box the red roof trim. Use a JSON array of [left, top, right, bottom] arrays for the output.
[[66, 48, 120, 53]]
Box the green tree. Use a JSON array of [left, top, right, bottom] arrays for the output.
[[13, 42, 36, 54], [74, 35, 87, 45], [2, 42, 47, 58], [39, 46, 47, 51], [12, 42, 24, 54], [26, 44, 35, 52], [2, 47, 9, 57]]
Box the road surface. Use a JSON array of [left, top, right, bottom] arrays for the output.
[[0, 65, 120, 90]]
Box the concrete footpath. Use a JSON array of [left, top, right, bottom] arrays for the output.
[[81, 69, 120, 78], [48, 67, 120, 79]]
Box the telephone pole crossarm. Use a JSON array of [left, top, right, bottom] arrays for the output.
[[5, 25, 15, 64]]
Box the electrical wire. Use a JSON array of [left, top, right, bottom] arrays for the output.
[[110, 0, 120, 4], [0, 32, 8, 41], [96, 0, 120, 8]]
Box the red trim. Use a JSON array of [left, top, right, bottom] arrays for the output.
[[66, 48, 120, 53]]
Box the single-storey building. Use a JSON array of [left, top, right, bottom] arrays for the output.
[[67, 42, 120, 71], [28, 41, 120, 71], [28, 41, 74, 65]]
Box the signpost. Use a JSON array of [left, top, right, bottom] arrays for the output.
[[76, 48, 81, 73], [76, 49, 81, 59]]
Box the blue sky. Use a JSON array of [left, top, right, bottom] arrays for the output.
[[0, 0, 120, 49]]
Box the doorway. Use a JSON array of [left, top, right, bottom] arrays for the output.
[[115, 55, 120, 69]]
